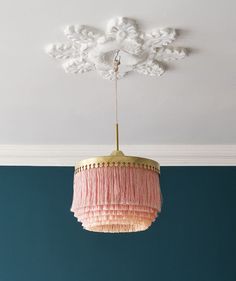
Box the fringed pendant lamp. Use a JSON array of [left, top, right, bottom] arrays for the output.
[[71, 52, 161, 233], [46, 17, 188, 232]]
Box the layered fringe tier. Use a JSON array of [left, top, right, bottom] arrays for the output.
[[72, 166, 161, 233]]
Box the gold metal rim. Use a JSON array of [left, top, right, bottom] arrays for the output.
[[75, 154, 160, 174]]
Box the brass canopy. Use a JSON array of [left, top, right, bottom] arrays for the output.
[[75, 150, 160, 174]]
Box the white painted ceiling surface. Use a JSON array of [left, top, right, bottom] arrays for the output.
[[0, 0, 235, 146]]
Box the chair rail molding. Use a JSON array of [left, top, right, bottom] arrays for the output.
[[0, 145, 235, 166]]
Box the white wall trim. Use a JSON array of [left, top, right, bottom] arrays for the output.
[[0, 145, 235, 166]]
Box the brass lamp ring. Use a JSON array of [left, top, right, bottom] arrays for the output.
[[75, 155, 160, 174]]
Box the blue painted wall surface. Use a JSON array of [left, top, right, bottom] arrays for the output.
[[0, 167, 235, 281]]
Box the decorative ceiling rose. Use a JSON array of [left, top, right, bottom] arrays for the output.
[[46, 17, 187, 80]]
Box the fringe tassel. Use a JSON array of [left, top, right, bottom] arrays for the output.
[[72, 166, 161, 233]]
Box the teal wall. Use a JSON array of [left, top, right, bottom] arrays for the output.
[[0, 167, 235, 281]]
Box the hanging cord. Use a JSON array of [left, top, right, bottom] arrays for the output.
[[113, 50, 120, 151]]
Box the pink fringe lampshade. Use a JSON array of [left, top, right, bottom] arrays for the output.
[[71, 151, 161, 233]]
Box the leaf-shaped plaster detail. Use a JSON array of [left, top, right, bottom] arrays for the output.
[[46, 17, 188, 80]]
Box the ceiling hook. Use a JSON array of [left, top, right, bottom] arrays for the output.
[[113, 49, 121, 72]]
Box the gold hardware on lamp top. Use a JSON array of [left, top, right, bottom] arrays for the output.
[[75, 155, 160, 174]]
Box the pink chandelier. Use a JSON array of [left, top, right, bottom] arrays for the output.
[[46, 17, 189, 233], [71, 52, 162, 233]]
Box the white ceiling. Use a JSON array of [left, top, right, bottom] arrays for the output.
[[0, 0, 235, 146]]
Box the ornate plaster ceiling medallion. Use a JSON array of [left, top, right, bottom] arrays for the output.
[[46, 17, 188, 80]]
